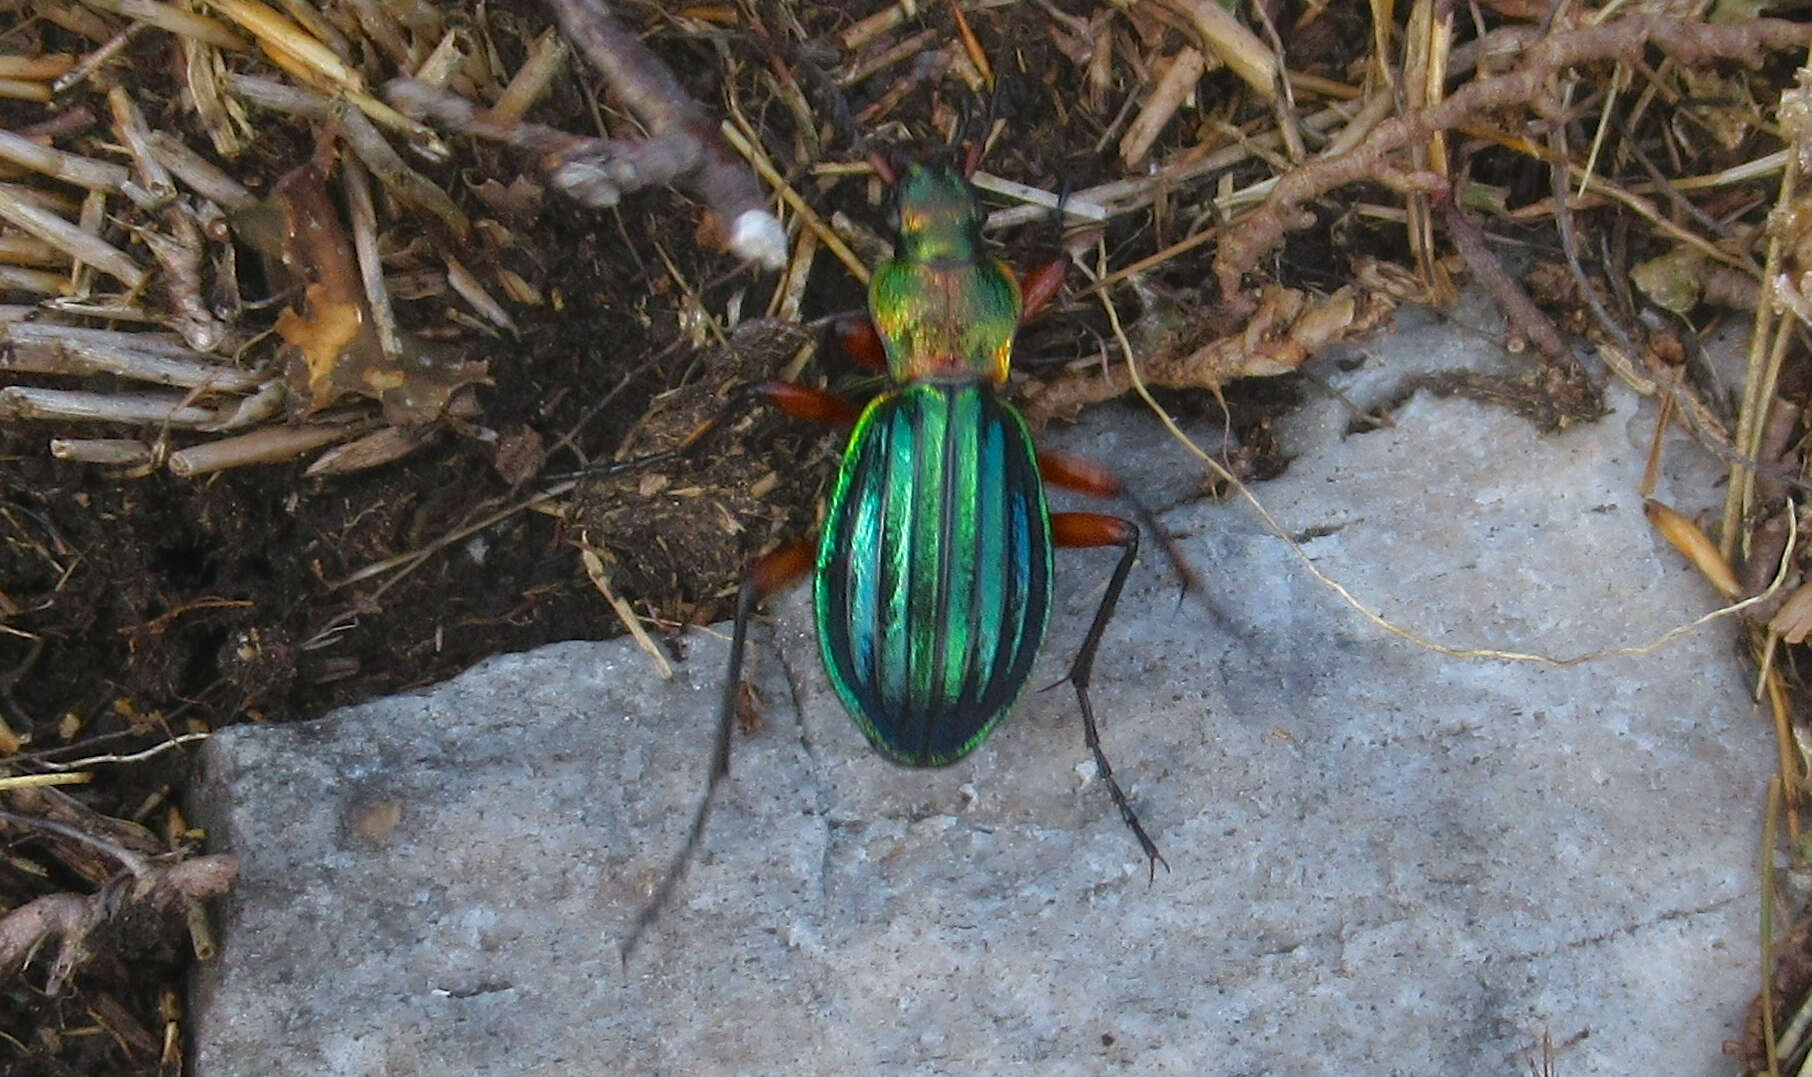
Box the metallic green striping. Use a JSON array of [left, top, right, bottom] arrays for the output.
[[938, 389, 981, 710], [1004, 474, 1035, 693], [961, 390, 1050, 760], [814, 383, 1052, 766], [843, 404, 887, 687], [905, 392, 948, 737], [875, 401, 911, 713], [967, 418, 1006, 704]]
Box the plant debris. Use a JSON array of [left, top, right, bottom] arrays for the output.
[[0, 0, 1810, 1072]]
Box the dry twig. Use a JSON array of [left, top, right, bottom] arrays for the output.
[[1213, 17, 1812, 310], [546, 0, 784, 268], [0, 850, 237, 994]]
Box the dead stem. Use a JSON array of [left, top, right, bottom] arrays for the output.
[[0, 386, 216, 426], [145, 131, 254, 211], [384, 77, 702, 213], [303, 425, 433, 477], [166, 420, 372, 477], [0, 128, 130, 191], [0, 322, 263, 391], [340, 156, 403, 364], [545, 0, 785, 268], [53, 23, 142, 95], [490, 26, 569, 126], [79, 0, 246, 51], [0, 183, 145, 288], [1437, 195, 1568, 362], [48, 438, 154, 466], [0, 851, 237, 995], [1214, 16, 1812, 310]]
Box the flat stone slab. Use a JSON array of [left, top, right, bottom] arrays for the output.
[[190, 302, 1771, 1074]]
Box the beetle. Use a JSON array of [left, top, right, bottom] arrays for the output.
[[623, 156, 1175, 960]]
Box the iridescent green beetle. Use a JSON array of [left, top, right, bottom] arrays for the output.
[[625, 157, 1168, 959]]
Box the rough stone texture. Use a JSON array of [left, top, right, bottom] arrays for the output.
[[190, 299, 1771, 1075]]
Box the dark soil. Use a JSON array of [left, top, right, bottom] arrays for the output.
[[0, 179, 738, 1076], [0, 5, 1298, 1070]]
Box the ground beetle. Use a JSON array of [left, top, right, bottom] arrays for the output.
[[624, 155, 1177, 960]]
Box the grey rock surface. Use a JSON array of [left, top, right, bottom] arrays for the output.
[[191, 299, 1771, 1075]]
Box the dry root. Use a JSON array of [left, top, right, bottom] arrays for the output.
[[1213, 16, 1812, 312], [0, 853, 238, 995]]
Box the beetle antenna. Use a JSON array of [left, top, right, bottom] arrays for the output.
[[1045, 173, 1072, 250], [960, 138, 985, 180], [950, 93, 975, 150], [795, 56, 860, 150], [958, 82, 1016, 178], [869, 149, 900, 186]]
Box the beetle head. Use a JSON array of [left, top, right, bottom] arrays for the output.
[[887, 162, 985, 264]]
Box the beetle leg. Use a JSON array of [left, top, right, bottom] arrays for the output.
[[1036, 448, 1119, 496], [1048, 512, 1169, 881], [1019, 259, 1068, 324], [622, 540, 814, 963], [836, 315, 889, 373], [669, 381, 862, 458], [1040, 450, 1199, 597], [754, 381, 863, 426]]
